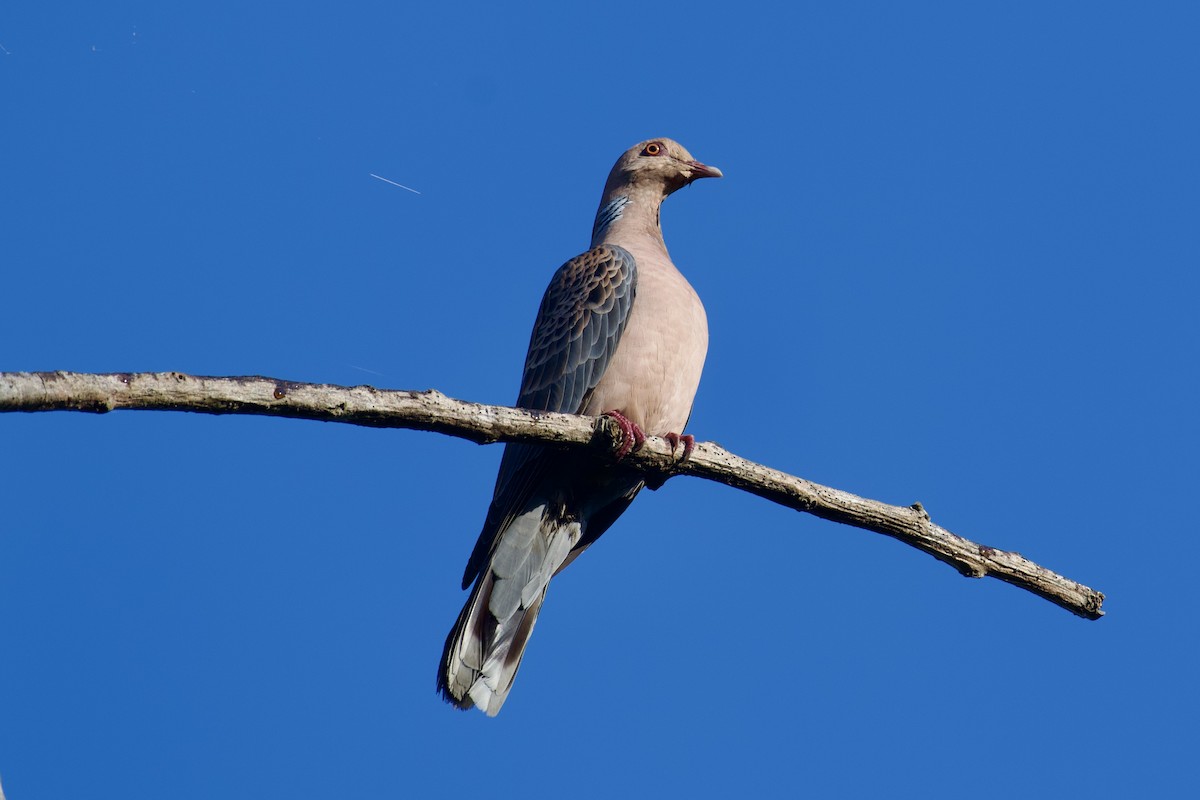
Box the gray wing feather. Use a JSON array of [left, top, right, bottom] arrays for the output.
[[459, 245, 636, 588], [438, 247, 636, 714], [515, 244, 635, 412]]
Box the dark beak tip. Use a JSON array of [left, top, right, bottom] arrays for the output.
[[688, 161, 723, 181]]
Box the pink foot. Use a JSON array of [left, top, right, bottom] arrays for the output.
[[603, 410, 646, 460], [664, 432, 695, 461]]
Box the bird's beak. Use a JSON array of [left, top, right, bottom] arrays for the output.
[[685, 160, 723, 182]]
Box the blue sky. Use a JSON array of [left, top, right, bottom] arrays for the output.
[[3, 2, 1198, 797]]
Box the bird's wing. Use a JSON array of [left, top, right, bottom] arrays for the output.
[[460, 244, 636, 588]]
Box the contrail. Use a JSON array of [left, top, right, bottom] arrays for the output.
[[369, 173, 421, 194]]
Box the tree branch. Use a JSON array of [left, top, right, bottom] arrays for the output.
[[0, 371, 1105, 620]]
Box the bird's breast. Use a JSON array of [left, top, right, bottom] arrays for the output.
[[583, 254, 708, 435]]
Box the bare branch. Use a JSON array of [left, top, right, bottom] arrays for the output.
[[0, 371, 1105, 619]]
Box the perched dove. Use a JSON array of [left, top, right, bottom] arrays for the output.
[[437, 138, 721, 715]]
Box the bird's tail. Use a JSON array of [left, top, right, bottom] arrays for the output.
[[437, 506, 579, 716]]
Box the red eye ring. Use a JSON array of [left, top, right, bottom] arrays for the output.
[[642, 142, 663, 156]]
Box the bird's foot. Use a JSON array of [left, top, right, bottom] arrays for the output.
[[664, 432, 695, 461], [603, 410, 645, 460]]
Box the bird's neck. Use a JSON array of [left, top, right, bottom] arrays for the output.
[[590, 185, 668, 251]]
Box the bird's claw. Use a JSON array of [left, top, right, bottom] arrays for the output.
[[664, 432, 695, 461], [603, 410, 645, 460]]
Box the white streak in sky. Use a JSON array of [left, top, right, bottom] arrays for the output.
[[369, 173, 421, 194]]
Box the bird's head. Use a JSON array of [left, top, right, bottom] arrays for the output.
[[605, 138, 723, 197]]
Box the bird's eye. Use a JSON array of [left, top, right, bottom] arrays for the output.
[[642, 142, 664, 157]]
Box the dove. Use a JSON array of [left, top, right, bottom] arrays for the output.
[[438, 138, 721, 715]]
